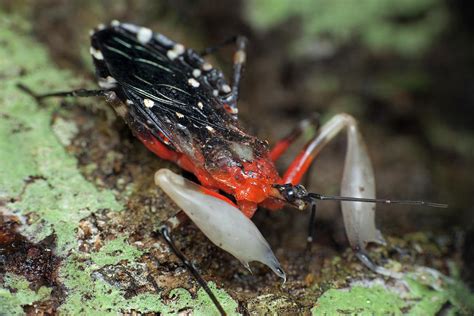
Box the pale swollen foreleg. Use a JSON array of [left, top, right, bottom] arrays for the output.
[[154, 169, 286, 282], [282, 114, 384, 249], [280, 113, 404, 276]]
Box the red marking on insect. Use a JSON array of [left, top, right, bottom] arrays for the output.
[[198, 186, 237, 208]]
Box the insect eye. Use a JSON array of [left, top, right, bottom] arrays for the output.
[[274, 184, 296, 202], [285, 189, 296, 202]]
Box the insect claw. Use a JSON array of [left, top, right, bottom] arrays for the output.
[[355, 251, 403, 279], [240, 261, 252, 274], [277, 267, 287, 284]]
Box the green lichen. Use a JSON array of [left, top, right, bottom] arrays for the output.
[[0, 273, 52, 316], [59, 237, 239, 315], [407, 269, 474, 315], [0, 13, 122, 254], [312, 272, 474, 315], [0, 11, 239, 315], [313, 284, 404, 315], [89, 236, 143, 266]]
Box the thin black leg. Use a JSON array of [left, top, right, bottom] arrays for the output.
[[199, 35, 248, 105], [307, 201, 317, 247], [159, 226, 226, 316], [199, 36, 239, 56], [17, 83, 108, 102], [230, 36, 247, 103]]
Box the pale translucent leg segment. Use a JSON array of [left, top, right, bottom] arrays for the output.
[[284, 114, 403, 278], [337, 114, 387, 250], [284, 113, 384, 250], [155, 169, 286, 282]]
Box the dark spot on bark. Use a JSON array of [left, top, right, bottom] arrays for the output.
[[0, 215, 60, 289]]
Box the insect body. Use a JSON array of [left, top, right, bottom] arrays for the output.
[[90, 22, 281, 218], [18, 21, 447, 316]]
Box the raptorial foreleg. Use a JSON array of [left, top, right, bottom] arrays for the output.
[[282, 113, 385, 252], [154, 169, 286, 281]]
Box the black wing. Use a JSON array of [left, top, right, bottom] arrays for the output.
[[90, 22, 245, 151]]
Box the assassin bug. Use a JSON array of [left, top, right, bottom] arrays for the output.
[[18, 21, 447, 315]]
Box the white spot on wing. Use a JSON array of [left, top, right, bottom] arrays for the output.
[[144, 98, 155, 108], [175, 112, 184, 118], [167, 44, 185, 60], [192, 69, 201, 78], [126, 99, 134, 105], [90, 47, 104, 60], [111, 20, 120, 27], [222, 84, 231, 93], [167, 50, 178, 60], [197, 102, 204, 109], [213, 89, 218, 96], [202, 62, 212, 71], [137, 27, 153, 44], [188, 78, 200, 88], [206, 125, 215, 132], [97, 23, 106, 30], [174, 44, 185, 54]]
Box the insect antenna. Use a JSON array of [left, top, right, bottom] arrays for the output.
[[304, 191, 446, 278], [304, 192, 447, 248], [306, 193, 448, 208], [159, 226, 227, 316], [303, 192, 448, 244]]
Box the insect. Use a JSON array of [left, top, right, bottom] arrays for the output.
[[18, 21, 447, 315]]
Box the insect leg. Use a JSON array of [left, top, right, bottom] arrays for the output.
[[155, 169, 286, 281], [271, 114, 320, 246], [230, 36, 247, 103], [278, 114, 399, 275], [199, 36, 248, 105], [282, 113, 384, 249], [269, 113, 320, 161], [158, 225, 227, 316], [17, 83, 108, 102], [199, 36, 240, 56], [307, 201, 317, 246]]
